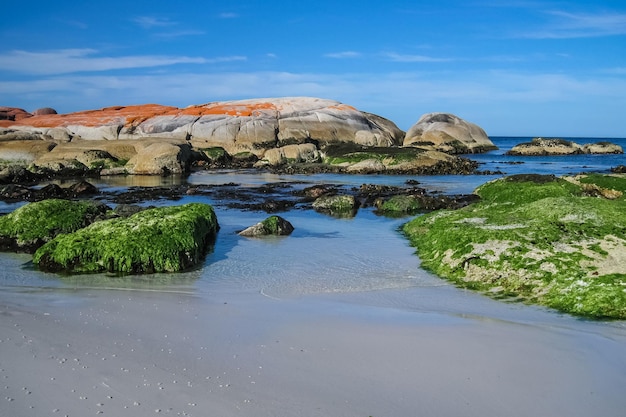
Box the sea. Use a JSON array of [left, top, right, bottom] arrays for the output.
[[0, 136, 625, 300]]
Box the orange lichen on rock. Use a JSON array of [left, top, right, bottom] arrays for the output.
[[9, 104, 178, 128], [178, 102, 278, 117], [328, 104, 357, 111]]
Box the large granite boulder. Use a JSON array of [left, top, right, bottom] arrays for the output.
[[33, 107, 58, 116], [125, 142, 193, 175], [403, 113, 496, 154], [0, 107, 32, 122], [3, 98, 404, 157]]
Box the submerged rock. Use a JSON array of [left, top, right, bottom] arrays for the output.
[[238, 215, 294, 237], [403, 174, 626, 319], [34, 203, 219, 274]]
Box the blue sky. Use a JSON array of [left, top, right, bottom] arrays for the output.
[[1, 0, 625, 137]]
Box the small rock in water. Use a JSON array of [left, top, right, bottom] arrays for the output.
[[238, 215, 294, 237]]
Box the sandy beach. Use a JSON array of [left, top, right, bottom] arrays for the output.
[[2, 284, 626, 417]]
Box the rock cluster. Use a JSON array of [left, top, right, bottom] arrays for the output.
[[403, 173, 626, 319], [0, 97, 498, 176], [506, 138, 623, 156]]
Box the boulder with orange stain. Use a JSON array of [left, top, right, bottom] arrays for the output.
[[1, 98, 404, 156]]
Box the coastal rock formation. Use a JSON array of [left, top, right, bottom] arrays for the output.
[[403, 173, 626, 319], [582, 142, 623, 154], [33, 107, 58, 116], [312, 194, 359, 217], [0, 199, 109, 253], [238, 215, 294, 237], [507, 138, 623, 156], [0, 107, 32, 121], [403, 113, 496, 154], [0, 98, 495, 176], [1, 98, 404, 155], [34, 203, 219, 274]]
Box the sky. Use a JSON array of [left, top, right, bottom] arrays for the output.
[[1, 0, 625, 137]]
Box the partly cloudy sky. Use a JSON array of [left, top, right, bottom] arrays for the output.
[[1, 0, 625, 136]]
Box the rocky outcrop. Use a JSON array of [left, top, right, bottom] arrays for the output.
[[403, 174, 626, 319], [507, 138, 623, 156], [312, 194, 359, 217], [0, 199, 109, 253], [238, 215, 294, 237], [403, 113, 496, 154], [2, 98, 404, 154], [125, 142, 193, 175], [0, 98, 495, 176], [33, 203, 219, 274], [0, 107, 32, 122], [582, 142, 623, 154], [33, 107, 58, 116]]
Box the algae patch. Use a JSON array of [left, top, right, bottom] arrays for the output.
[[34, 203, 219, 274], [403, 174, 626, 319], [0, 199, 109, 252]]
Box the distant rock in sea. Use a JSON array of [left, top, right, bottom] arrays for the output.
[[506, 137, 623, 156]]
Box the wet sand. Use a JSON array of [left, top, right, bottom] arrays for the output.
[[2, 286, 626, 417]]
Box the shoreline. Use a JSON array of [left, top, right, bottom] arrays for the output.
[[2, 283, 626, 417]]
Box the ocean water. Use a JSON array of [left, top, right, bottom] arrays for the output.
[[0, 136, 624, 317]]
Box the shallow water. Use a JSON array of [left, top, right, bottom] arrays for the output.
[[1, 137, 626, 417], [1, 136, 625, 308]]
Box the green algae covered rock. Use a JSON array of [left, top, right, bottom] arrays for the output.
[[34, 203, 219, 274], [238, 215, 294, 237], [0, 199, 109, 253], [312, 194, 359, 217], [402, 174, 626, 319], [377, 195, 422, 216]]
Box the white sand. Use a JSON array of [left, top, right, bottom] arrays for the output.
[[1, 287, 626, 417]]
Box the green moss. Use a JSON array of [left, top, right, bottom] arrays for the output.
[[312, 195, 358, 216], [403, 175, 626, 319], [323, 145, 425, 166], [201, 147, 228, 160], [578, 173, 626, 196], [0, 199, 109, 252], [378, 195, 422, 216], [33, 203, 219, 274], [261, 215, 281, 234]]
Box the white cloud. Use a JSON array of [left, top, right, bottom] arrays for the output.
[[519, 10, 626, 39], [2, 69, 625, 135], [0, 49, 242, 75], [154, 30, 207, 39], [384, 52, 453, 63], [324, 51, 362, 59], [133, 16, 177, 29]]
